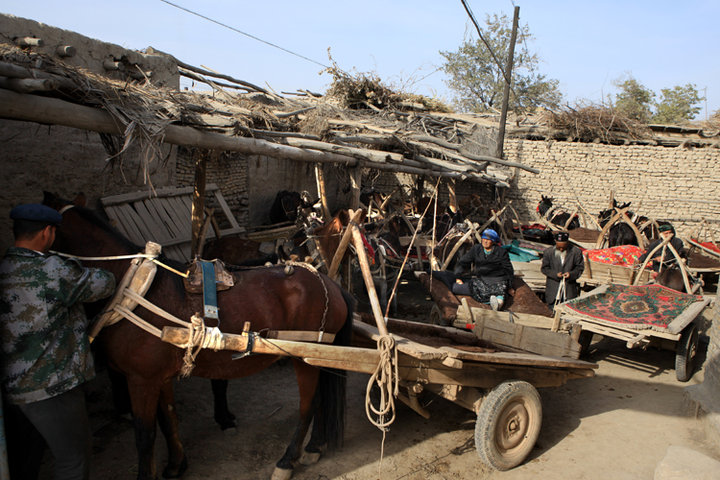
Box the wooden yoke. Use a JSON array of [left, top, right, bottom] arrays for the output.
[[595, 207, 646, 249], [633, 237, 693, 293]]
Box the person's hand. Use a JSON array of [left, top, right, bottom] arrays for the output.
[[508, 288, 516, 296], [557, 272, 564, 278], [455, 279, 464, 285]]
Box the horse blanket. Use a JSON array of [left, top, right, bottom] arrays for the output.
[[563, 284, 703, 331], [585, 245, 643, 266]]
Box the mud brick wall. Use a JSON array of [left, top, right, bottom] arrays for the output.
[[503, 139, 720, 240], [1, 14, 179, 88], [174, 149, 249, 228]]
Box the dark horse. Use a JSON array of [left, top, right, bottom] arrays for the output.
[[598, 200, 638, 247], [44, 193, 354, 480], [537, 195, 580, 230]]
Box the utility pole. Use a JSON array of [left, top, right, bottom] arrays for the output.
[[495, 5, 520, 160]]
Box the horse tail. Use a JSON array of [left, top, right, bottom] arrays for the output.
[[314, 287, 355, 449]]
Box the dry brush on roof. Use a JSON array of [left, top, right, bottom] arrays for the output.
[[0, 42, 541, 189]]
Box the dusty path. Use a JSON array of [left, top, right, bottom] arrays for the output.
[[82, 332, 718, 480]]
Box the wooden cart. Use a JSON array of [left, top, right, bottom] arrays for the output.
[[555, 285, 711, 381], [161, 314, 596, 471], [579, 251, 652, 287]]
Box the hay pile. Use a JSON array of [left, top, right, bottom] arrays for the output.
[[542, 105, 651, 143]]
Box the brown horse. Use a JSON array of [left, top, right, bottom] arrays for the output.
[[43, 193, 354, 480]]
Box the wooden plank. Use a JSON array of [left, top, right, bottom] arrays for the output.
[[103, 205, 125, 232], [354, 317, 595, 369], [470, 311, 580, 359], [561, 314, 681, 341], [156, 198, 188, 239], [213, 189, 241, 229], [665, 299, 711, 334], [352, 319, 458, 364], [101, 184, 219, 206], [456, 306, 556, 330], [133, 201, 170, 244], [144, 199, 183, 239], [111, 204, 146, 245], [118, 203, 155, 243]]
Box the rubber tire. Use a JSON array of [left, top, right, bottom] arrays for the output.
[[578, 330, 594, 357], [475, 380, 542, 471], [675, 323, 699, 382]]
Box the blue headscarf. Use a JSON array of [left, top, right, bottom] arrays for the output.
[[481, 228, 500, 243]]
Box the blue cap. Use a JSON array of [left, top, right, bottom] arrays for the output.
[[481, 228, 500, 243], [10, 204, 63, 225]]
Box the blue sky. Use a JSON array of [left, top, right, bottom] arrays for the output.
[[3, 1, 718, 118]]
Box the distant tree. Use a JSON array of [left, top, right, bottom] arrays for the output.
[[440, 13, 562, 114], [652, 84, 704, 125], [613, 76, 654, 123]]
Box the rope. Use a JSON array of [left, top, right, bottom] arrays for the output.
[[51, 250, 188, 277], [180, 315, 224, 377], [365, 335, 398, 431], [554, 276, 567, 306]]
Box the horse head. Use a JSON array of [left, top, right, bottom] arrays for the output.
[[43, 191, 138, 259], [537, 195, 553, 216]]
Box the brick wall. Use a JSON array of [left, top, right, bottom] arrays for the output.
[[504, 139, 720, 239]]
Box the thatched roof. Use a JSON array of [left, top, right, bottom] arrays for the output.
[[0, 41, 540, 187]]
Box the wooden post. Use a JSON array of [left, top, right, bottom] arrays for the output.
[[350, 223, 389, 336], [328, 209, 364, 280], [349, 167, 362, 210], [314, 163, 332, 220], [191, 151, 207, 258], [495, 5, 519, 160], [447, 179, 458, 214]]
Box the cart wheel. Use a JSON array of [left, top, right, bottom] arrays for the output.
[[675, 323, 699, 382], [429, 303, 448, 326], [474, 380, 542, 471], [578, 330, 594, 357]]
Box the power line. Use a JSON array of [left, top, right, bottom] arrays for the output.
[[158, 0, 329, 69]]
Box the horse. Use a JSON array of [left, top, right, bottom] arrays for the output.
[[269, 190, 317, 224], [598, 200, 638, 247], [537, 195, 580, 230], [43, 192, 354, 480]]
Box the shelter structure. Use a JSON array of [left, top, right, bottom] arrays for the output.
[[0, 13, 539, 252]]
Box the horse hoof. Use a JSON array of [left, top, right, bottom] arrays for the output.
[[162, 455, 188, 479], [298, 451, 321, 465], [223, 426, 238, 436], [270, 467, 293, 480]]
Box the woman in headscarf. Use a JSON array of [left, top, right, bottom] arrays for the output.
[[451, 228, 514, 310]]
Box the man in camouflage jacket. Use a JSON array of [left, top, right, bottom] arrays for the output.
[[0, 203, 115, 480]]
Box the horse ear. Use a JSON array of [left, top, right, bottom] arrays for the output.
[[73, 192, 87, 207], [43, 191, 61, 209]]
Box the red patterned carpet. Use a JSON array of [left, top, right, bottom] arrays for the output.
[[563, 284, 703, 330]]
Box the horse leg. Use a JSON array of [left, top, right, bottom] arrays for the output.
[[128, 378, 162, 480], [211, 379, 237, 431], [272, 360, 320, 480], [156, 380, 187, 478]]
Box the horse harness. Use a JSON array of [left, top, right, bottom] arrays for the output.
[[54, 221, 336, 375]]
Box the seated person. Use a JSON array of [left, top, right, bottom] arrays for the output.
[[638, 223, 685, 272], [434, 228, 514, 310]]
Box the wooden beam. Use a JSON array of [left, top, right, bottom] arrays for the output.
[[0, 88, 358, 166]]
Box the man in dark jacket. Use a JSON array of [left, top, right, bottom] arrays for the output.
[[541, 231, 585, 308], [638, 223, 685, 272]]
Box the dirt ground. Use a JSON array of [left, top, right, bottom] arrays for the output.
[[53, 276, 720, 479]]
